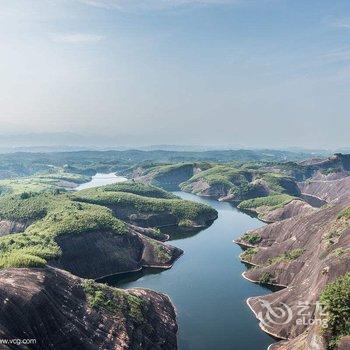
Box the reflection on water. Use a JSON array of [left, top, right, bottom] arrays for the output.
[[103, 191, 277, 350]]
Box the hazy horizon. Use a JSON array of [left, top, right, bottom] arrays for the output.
[[1, 1, 350, 148]]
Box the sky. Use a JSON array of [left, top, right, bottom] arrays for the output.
[[1, 0, 350, 149]]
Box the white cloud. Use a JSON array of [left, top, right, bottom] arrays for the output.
[[330, 18, 350, 29], [321, 47, 350, 64], [50, 33, 105, 43]]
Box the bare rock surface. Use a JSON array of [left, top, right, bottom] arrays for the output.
[[48, 228, 183, 279], [237, 198, 350, 348], [0, 219, 32, 236], [247, 199, 316, 223], [0, 267, 178, 350], [299, 175, 350, 203]]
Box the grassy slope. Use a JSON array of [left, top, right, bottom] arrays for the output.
[[73, 185, 217, 224], [238, 194, 296, 211], [0, 192, 128, 269], [82, 279, 148, 323], [0, 181, 216, 269], [103, 182, 177, 199], [180, 164, 298, 199], [0, 171, 90, 196], [180, 165, 252, 194]]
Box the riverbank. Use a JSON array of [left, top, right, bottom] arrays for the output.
[[103, 191, 277, 350]]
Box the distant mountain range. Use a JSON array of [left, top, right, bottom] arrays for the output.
[[0, 132, 345, 155]]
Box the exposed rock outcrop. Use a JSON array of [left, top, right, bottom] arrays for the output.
[[181, 170, 300, 202], [48, 228, 183, 279], [258, 199, 316, 223], [108, 204, 217, 229], [299, 175, 350, 203], [300, 153, 350, 172], [0, 219, 32, 236], [131, 163, 197, 190], [237, 198, 350, 348], [0, 267, 178, 349]]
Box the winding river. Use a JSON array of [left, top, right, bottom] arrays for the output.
[[101, 190, 277, 350]]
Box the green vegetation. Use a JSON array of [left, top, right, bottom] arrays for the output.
[[332, 248, 350, 257], [259, 272, 275, 285], [238, 194, 296, 211], [82, 280, 148, 323], [324, 219, 349, 247], [266, 248, 304, 265], [320, 273, 350, 349], [0, 180, 216, 269], [0, 192, 52, 221], [140, 163, 199, 190], [265, 161, 316, 181], [240, 248, 259, 262], [241, 233, 262, 245], [325, 229, 343, 246], [103, 182, 177, 199], [148, 163, 193, 176], [0, 192, 128, 268], [141, 227, 168, 241], [0, 251, 46, 269], [321, 167, 339, 175], [259, 173, 296, 194], [0, 171, 90, 196], [0, 148, 321, 181], [180, 163, 300, 201], [73, 186, 217, 225], [178, 219, 194, 228], [145, 238, 172, 263], [338, 206, 350, 220], [180, 165, 255, 197]]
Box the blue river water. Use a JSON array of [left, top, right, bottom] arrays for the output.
[[103, 191, 277, 350]]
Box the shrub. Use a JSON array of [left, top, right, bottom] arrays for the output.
[[338, 207, 350, 220], [320, 273, 350, 349], [259, 272, 274, 284], [242, 233, 261, 245], [0, 251, 46, 268], [73, 188, 217, 224], [238, 194, 295, 211], [240, 248, 258, 262], [267, 248, 304, 265], [82, 280, 148, 323], [103, 182, 177, 199]]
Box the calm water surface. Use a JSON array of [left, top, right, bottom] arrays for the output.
[[76, 172, 127, 190], [103, 191, 277, 350]]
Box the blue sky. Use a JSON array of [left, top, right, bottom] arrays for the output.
[[1, 0, 350, 148]]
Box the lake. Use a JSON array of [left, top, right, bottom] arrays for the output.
[[75, 172, 127, 190], [102, 191, 277, 350]]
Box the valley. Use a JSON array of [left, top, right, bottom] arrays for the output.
[[0, 151, 349, 349]]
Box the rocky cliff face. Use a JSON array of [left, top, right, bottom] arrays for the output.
[[300, 153, 350, 172], [0, 267, 178, 350], [247, 199, 316, 223], [131, 163, 196, 190], [109, 204, 217, 229], [299, 175, 350, 203], [48, 228, 183, 279], [236, 197, 350, 349], [0, 219, 32, 236]]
